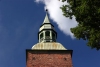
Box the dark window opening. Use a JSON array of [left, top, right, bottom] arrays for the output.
[[52, 32, 55, 37], [45, 31, 50, 39], [40, 33, 43, 39], [45, 31, 50, 36], [52, 32, 55, 39]]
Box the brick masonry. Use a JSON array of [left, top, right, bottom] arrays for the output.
[[26, 50, 73, 67]]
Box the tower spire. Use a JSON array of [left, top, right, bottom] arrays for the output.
[[43, 9, 50, 24], [38, 9, 57, 43]]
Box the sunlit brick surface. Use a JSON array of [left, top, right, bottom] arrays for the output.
[[26, 50, 73, 67]]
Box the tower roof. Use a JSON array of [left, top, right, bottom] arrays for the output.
[[43, 13, 50, 24], [39, 11, 55, 32], [32, 42, 67, 50]]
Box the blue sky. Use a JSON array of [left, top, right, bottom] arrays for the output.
[[0, 0, 100, 67]]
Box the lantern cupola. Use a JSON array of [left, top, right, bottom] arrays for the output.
[[38, 10, 57, 43]]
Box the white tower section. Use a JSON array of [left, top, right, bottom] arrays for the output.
[[38, 12, 57, 43]]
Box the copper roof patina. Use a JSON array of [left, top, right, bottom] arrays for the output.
[[32, 42, 67, 50]]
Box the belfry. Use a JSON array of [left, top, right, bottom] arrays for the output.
[[26, 10, 73, 67]]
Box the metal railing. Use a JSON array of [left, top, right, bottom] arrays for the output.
[[40, 36, 56, 42], [40, 38, 44, 42], [45, 36, 50, 40]]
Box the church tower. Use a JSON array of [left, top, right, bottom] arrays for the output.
[[26, 10, 73, 67]]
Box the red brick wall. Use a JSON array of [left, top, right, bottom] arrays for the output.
[[26, 50, 73, 67]]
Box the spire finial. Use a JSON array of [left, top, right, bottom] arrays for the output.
[[45, 6, 48, 13], [45, 6, 48, 12], [45, 8, 48, 14]]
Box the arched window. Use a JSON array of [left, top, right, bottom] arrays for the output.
[[45, 31, 50, 36], [52, 32, 56, 41], [40, 33, 43, 39], [52, 32, 55, 38], [45, 31, 50, 40]]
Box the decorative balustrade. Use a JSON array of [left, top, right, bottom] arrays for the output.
[[40, 38, 44, 42], [45, 36, 50, 40], [40, 36, 56, 42]]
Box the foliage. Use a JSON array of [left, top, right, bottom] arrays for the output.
[[60, 0, 100, 50]]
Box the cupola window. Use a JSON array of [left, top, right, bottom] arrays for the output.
[[52, 32, 56, 41], [38, 11, 57, 43], [40, 32, 44, 42], [45, 31, 50, 40], [40, 33, 43, 39]]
